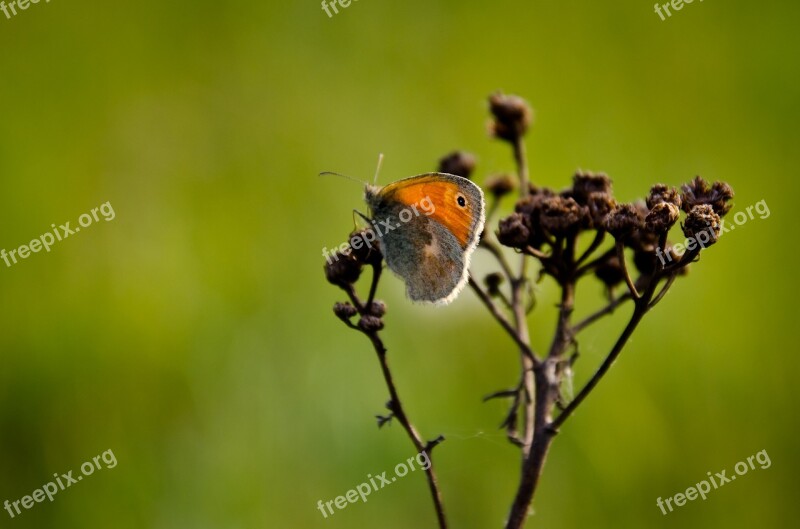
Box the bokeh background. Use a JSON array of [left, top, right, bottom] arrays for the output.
[[0, 0, 797, 527]]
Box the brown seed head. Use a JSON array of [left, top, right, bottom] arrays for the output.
[[485, 173, 516, 198], [438, 151, 477, 179], [647, 184, 682, 210], [585, 192, 617, 228], [602, 203, 644, 238], [594, 254, 625, 287], [539, 196, 585, 236], [645, 202, 681, 233], [358, 315, 384, 332], [324, 250, 363, 287], [497, 212, 531, 248], [488, 92, 533, 142], [348, 229, 383, 266], [572, 171, 613, 204], [682, 204, 721, 245], [333, 302, 358, 322], [681, 176, 734, 216], [484, 272, 505, 297]]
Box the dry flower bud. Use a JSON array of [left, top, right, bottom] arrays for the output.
[[485, 173, 516, 198], [634, 249, 658, 275], [497, 213, 531, 248], [681, 176, 734, 216], [602, 203, 644, 238], [682, 204, 721, 245], [647, 184, 682, 210], [594, 254, 625, 287], [333, 302, 358, 321], [438, 151, 476, 179], [368, 300, 387, 317], [324, 251, 363, 286], [645, 202, 680, 233], [484, 272, 505, 297], [539, 196, 585, 236], [586, 192, 617, 228], [348, 229, 383, 266], [358, 315, 384, 332], [488, 92, 532, 142], [572, 171, 612, 204]]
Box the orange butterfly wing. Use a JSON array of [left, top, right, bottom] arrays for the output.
[[380, 174, 483, 249]]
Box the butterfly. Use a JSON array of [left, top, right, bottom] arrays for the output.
[[364, 173, 485, 304]]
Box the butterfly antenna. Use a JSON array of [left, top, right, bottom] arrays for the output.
[[318, 171, 369, 186], [373, 153, 384, 185]]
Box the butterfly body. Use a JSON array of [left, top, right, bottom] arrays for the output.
[[364, 173, 485, 304]]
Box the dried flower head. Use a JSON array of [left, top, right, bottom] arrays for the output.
[[572, 171, 612, 204], [485, 173, 516, 198], [594, 254, 625, 287], [333, 301, 358, 322], [488, 92, 532, 142], [539, 196, 585, 236], [681, 176, 734, 216], [358, 315, 384, 332], [324, 250, 363, 286], [585, 191, 617, 228], [484, 272, 505, 297], [368, 300, 387, 317], [497, 212, 531, 248], [438, 151, 477, 179], [682, 204, 722, 245], [601, 203, 644, 238], [647, 184, 682, 210], [633, 248, 659, 275], [348, 229, 383, 266], [645, 202, 681, 233]]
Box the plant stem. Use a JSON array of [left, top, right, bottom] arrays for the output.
[[469, 277, 536, 362], [505, 279, 575, 529], [365, 331, 448, 529], [340, 267, 448, 529]]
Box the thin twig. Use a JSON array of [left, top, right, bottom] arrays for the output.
[[480, 238, 515, 282], [572, 292, 632, 334], [513, 136, 529, 197], [364, 330, 448, 529], [366, 263, 382, 308], [649, 273, 676, 309], [574, 246, 616, 277], [523, 245, 551, 261], [468, 277, 538, 363], [616, 239, 641, 300], [337, 277, 448, 528], [576, 231, 606, 266]]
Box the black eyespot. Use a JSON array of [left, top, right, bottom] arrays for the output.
[[457, 195, 466, 207]]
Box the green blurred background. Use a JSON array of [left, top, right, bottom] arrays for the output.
[[0, 0, 797, 527]]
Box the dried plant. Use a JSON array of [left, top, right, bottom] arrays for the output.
[[324, 92, 734, 529]]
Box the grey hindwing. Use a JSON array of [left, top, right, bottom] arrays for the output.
[[371, 201, 464, 302]]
